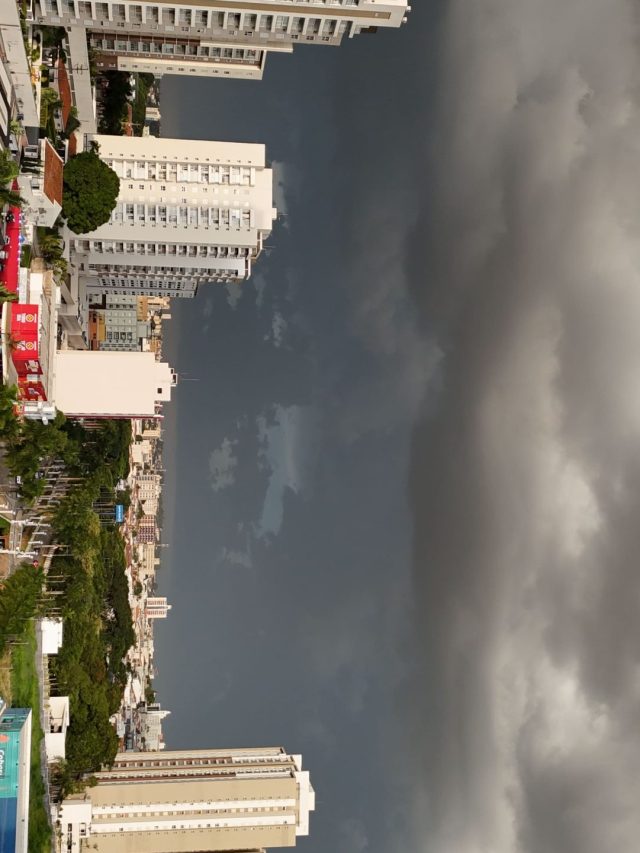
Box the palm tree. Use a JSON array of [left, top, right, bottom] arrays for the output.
[[0, 150, 18, 187], [0, 187, 25, 208], [0, 283, 18, 303], [38, 232, 63, 261]]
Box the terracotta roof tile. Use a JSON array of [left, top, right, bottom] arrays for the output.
[[56, 59, 72, 126], [43, 139, 64, 206]]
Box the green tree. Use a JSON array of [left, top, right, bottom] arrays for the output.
[[0, 187, 24, 208], [0, 148, 18, 186], [0, 565, 44, 654], [62, 151, 120, 234], [37, 230, 64, 262], [0, 384, 19, 441]]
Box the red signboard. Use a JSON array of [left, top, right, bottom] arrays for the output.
[[11, 305, 39, 339], [11, 304, 41, 376], [17, 377, 47, 401]]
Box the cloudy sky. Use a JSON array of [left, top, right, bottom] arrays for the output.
[[154, 1, 640, 851]]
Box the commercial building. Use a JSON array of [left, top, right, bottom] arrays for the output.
[[0, 702, 32, 853], [2, 261, 60, 419], [71, 134, 276, 298], [88, 294, 151, 351], [57, 746, 314, 852], [31, 0, 409, 80], [54, 350, 176, 418]]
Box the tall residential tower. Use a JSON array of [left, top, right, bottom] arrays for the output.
[[32, 0, 410, 79], [57, 747, 315, 852], [71, 134, 276, 299]]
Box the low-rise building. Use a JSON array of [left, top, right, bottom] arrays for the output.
[[54, 350, 176, 418], [44, 696, 70, 764], [40, 618, 63, 655], [17, 140, 64, 228]]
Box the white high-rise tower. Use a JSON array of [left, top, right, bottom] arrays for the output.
[[70, 135, 276, 298]]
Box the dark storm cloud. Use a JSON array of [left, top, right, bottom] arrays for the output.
[[401, 1, 640, 851]]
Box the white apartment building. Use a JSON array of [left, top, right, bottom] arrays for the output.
[[145, 596, 171, 618], [56, 747, 315, 852], [70, 134, 276, 298], [137, 472, 161, 515], [32, 0, 410, 80]]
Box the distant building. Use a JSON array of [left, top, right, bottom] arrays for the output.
[[70, 135, 276, 298], [137, 702, 169, 751], [137, 473, 161, 516], [39, 618, 63, 655], [0, 702, 32, 853], [56, 746, 314, 852], [145, 596, 170, 619], [136, 516, 156, 544], [54, 350, 176, 418], [32, 0, 409, 81]]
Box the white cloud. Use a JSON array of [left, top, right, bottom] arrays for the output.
[[219, 546, 252, 569], [225, 282, 243, 310], [263, 310, 287, 348], [254, 405, 317, 537], [208, 437, 238, 492], [252, 271, 268, 308], [271, 160, 300, 228], [202, 297, 214, 318], [338, 818, 369, 853]]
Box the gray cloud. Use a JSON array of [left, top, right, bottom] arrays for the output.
[[400, 1, 640, 852]]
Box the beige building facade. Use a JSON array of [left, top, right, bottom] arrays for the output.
[[57, 747, 315, 852], [32, 0, 409, 79], [54, 350, 176, 418]]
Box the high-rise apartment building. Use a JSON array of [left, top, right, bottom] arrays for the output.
[[32, 0, 410, 79], [70, 135, 276, 298], [56, 747, 315, 852]]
